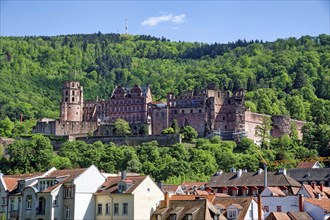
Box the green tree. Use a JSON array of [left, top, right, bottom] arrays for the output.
[[181, 126, 198, 141], [162, 127, 175, 134], [255, 116, 272, 150], [171, 119, 180, 134], [0, 117, 14, 137], [113, 119, 131, 135]]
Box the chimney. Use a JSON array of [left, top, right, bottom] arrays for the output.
[[258, 194, 262, 220], [311, 182, 315, 189], [258, 168, 263, 175], [278, 168, 287, 175], [320, 183, 324, 192], [164, 192, 170, 208], [264, 163, 267, 188], [237, 169, 242, 178], [121, 170, 126, 180], [299, 194, 304, 212]]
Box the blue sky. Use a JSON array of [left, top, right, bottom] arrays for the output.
[[1, 0, 329, 43]]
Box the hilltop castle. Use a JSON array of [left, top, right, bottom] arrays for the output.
[[33, 81, 305, 142]]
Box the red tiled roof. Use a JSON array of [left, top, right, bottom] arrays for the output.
[[265, 186, 286, 196], [170, 194, 216, 203], [195, 190, 210, 196], [161, 184, 180, 193], [3, 177, 18, 192], [287, 212, 313, 220], [4, 172, 44, 179], [182, 181, 207, 189], [304, 198, 330, 211], [266, 212, 291, 220], [213, 197, 253, 219], [303, 184, 326, 198], [95, 175, 147, 195], [296, 161, 318, 168], [43, 168, 87, 192]]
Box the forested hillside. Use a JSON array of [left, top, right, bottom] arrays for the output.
[[0, 33, 329, 120], [0, 33, 329, 177]]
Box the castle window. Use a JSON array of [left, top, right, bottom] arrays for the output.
[[65, 98, 68, 102], [72, 97, 75, 102], [156, 112, 159, 117], [223, 116, 225, 120], [276, 206, 282, 212], [72, 91, 75, 95], [228, 100, 231, 104], [199, 109, 202, 113], [72, 83, 74, 87], [65, 91, 69, 95], [182, 110, 185, 114], [190, 109, 193, 113], [225, 126, 227, 130], [174, 110, 177, 114]]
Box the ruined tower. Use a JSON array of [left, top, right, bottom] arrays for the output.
[[60, 81, 84, 121]]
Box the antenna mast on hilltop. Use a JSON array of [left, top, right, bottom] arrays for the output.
[[125, 18, 128, 34]]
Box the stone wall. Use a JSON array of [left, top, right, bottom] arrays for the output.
[[76, 133, 181, 146], [33, 120, 98, 136], [244, 112, 271, 143]]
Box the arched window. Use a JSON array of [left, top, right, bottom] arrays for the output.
[[72, 91, 75, 95], [26, 195, 32, 209]]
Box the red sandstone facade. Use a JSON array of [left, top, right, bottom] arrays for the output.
[[34, 81, 304, 141]]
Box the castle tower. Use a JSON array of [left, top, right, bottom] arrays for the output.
[[60, 81, 84, 122]]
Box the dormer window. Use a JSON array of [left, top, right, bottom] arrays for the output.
[[170, 214, 177, 220], [186, 214, 192, 220], [118, 184, 125, 193], [228, 210, 237, 218]]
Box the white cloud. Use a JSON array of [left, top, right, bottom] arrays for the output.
[[141, 13, 186, 27]]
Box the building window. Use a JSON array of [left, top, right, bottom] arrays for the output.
[[186, 214, 192, 220], [174, 110, 177, 114], [72, 91, 75, 95], [277, 206, 282, 212], [97, 204, 102, 215], [105, 203, 111, 215], [10, 198, 14, 211], [170, 214, 176, 220], [26, 196, 32, 209], [228, 210, 237, 218], [65, 97, 68, 102], [190, 109, 193, 113], [264, 205, 269, 212], [199, 109, 202, 113], [54, 196, 58, 207], [223, 116, 225, 120], [157, 214, 162, 220], [65, 206, 70, 219], [37, 197, 46, 214], [114, 203, 119, 215], [64, 187, 74, 199], [72, 97, 75, 102], [182, 110, 185, 114], [123, 203, 128, 215]]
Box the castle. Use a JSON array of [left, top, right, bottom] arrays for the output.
[[33, 81, 305, 142]]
